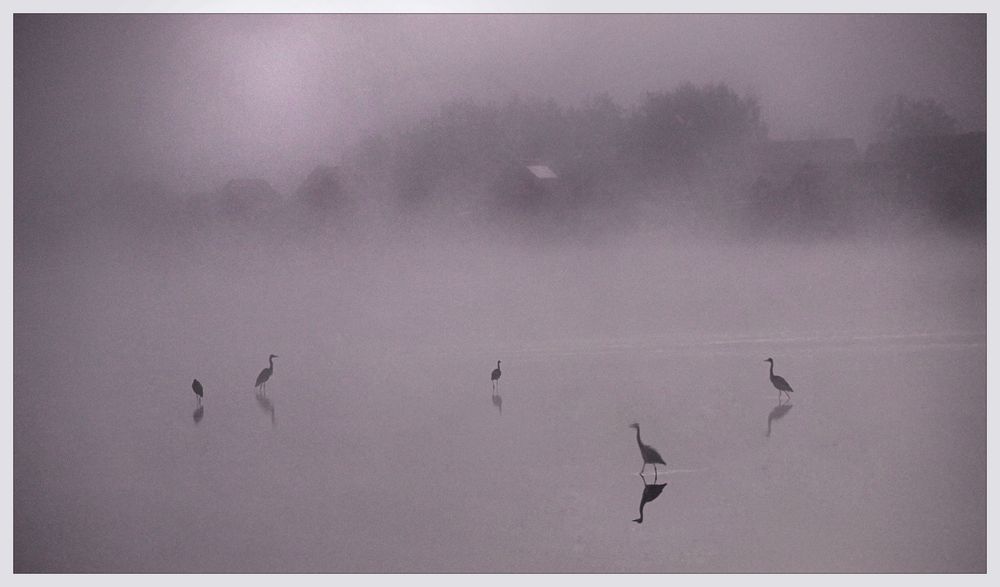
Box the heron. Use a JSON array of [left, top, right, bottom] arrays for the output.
[[255, 354, 278, 393], [192, 379, 203, 405], [629, 423, 667, 479], [491, 360, 502, 392], [764, 358, 794, 402]]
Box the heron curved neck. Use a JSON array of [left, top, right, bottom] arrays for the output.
[[769, 361, 774, 377], [634, 427, 643, 448], [269, 356, 275, 370]]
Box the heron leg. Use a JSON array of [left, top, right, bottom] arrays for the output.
[[640, 462, 646, 475], [653, 465, 658, 482]]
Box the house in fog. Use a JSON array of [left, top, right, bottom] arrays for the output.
[[865, 131, 985, 176], [293, 165, 357, 222], [746, 138, 861, 234], [863, 131, 986, 226], [750, 137, 860, 201], [757, 139, 860, 193], [759, 137, 859, 176], [216, 178, 281, 220], [492, 161, 566, 211], [750, 137, 860, 200]]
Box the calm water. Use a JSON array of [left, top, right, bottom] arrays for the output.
[[13, 230, 986, 572]]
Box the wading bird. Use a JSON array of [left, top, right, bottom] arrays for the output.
[[491, 360, 502, 392], [764, 358, 794, 402], [192, 379, 203, 405], [629, 423, 666, 479], [255, 354, 278, 393]]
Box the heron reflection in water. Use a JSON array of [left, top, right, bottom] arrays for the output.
[[766, 398, 793, 438], [193, 404, 204, 424], [491, 391, 502, 415], [256, 390, 276, 427], [633, 473, 667, 524]]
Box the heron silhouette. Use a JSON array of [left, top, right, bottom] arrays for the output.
[[491, 360, 502, 392], [255, 354, 278, 393], [629, 423, 666, 479], [633, 474, 667, 524], [765, 358, 794, 402], [192, 379, 203, 405]]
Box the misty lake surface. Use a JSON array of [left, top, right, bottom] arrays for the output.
[[14, 227, 985, 572]]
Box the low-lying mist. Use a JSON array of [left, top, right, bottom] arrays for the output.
[[16, 201, 985, 371]]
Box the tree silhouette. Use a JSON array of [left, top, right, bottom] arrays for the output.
[[876, 95, 957, 142], [628, 82, 767, 176]]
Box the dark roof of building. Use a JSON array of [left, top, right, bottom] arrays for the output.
[[218, 178, 279, 200], [762, 138, 859, 169], [865, 131, 985, 164]]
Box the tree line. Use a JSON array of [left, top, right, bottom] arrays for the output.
[[88, 84, 980, 245]]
